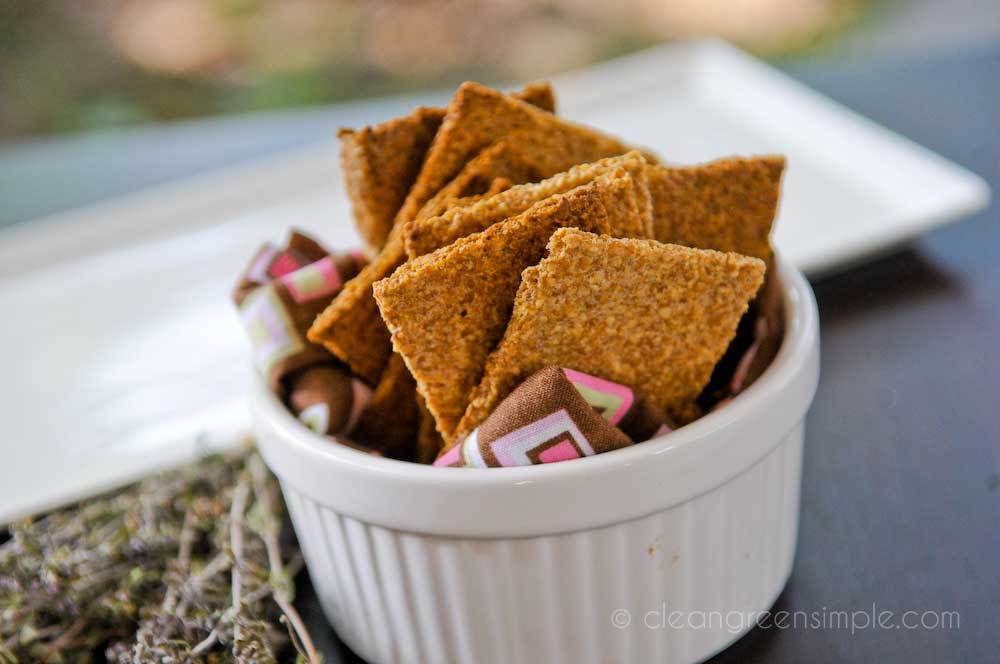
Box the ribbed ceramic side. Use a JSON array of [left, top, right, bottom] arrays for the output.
[[281, 424, 804, 664]]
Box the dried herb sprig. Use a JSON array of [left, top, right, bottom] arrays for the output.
[[0, 445, 320, 664]]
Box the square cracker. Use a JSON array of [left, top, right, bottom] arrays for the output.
[[648, 156, 785, 261], [453, 228, 766, 444], [403, 150, 652, 258], [339, 107, 442, 255], [310, 138, 549, 384], [308, 245, 396, 385], [410, 139, 547, 222], [393, 81, 643, 228], [312, 82, 647, 385], [375, 178, 647, 442], [340, 82, 556, 254]]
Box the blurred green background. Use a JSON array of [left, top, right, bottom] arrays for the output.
[[1, 0, 866, 140]]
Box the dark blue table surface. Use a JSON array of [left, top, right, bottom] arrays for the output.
[[718, 46, 1000, 663], [3, 46, 998, 663]]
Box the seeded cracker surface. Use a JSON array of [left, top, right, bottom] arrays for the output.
[[393, 81, 640, 227], [339, 83, 556, 255], [376, 179, 645, 442], [308, 141, 547, 384], [648, 156, 785, 261], [593, 171, 652, 240], [339, 108, 443, 255], [452, 229, 766, 444], [411, 140, 545, 221], [306, 228, 395, 384], [404, 150, 651, 258], [311, 83, 646, 384]]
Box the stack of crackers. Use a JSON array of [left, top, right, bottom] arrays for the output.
[[303, 81, 785, 464]]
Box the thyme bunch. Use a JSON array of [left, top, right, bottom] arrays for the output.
[[0, 446, 319, 664]]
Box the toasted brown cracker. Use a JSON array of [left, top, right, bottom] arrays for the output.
[[350, 353, 418, 460], [592, 172, 652, 240], [314, 82, 643, 385], [308, 231, 405, 385], [340, 83, 556, 254], [453, 228, 766, 443], [310, 143, 541, 384], [648, 156, 785, 261], [512, 81, 558, 115], [375, 181, 633, 442], [393, 81, 641, 228], [339, 108, 443, 255], [431, 176, 515, 214], [412, 140, 546, 222], [403, 150, 652, 258]]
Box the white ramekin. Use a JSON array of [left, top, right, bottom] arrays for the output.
[[253, 253, 819, 664]]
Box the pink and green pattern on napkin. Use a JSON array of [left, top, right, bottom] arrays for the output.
[[233, 231, 372, 437], [435, 366, 673, 468], [233, 230, 364, 390]]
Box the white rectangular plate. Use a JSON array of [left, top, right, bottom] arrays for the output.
[[0, 40, 988, 523]]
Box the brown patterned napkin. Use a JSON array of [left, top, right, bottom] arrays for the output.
[[286, 364, 372, 436], [703, 269, 785, 411], [233, 230, 364, 390], [434, 366, 672, 468], [233, 231, 375, 437]]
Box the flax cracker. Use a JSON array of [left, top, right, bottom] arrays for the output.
[[453, 228, 766, 444], [339, 108, 442, 255], [403, 150, 652, 258], [309, 147, 537, 384], [393, 81, 642, 228], [647, 156, 785, 261], [649, 155, 785, 407], [375, 179, 644, 442], [308, 231, 405, 385], [313, 84, 645, 385], [340, 83, 556, 254], [411, 140, 547, 222], [429, 176, 515, 216]]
